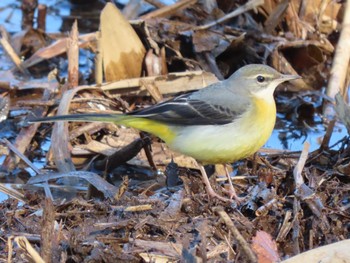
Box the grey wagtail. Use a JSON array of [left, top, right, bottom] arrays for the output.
[[30, 64, 300, 201]]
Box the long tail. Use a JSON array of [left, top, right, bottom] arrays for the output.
[[29, 113, 125, 124], [29, 113, 176, 143]]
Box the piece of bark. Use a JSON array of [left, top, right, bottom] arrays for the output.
[[102, 71, 218, 96], [67, 20, 79, 89], [40, 198, 55, 263], [22, 33, 96, 68], [324, 0, 350, 118], [21, 0, 38, 30], [140, 0, 197, 19], [37, 4, 47, 31]]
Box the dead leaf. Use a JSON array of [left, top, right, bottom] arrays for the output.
[[252, 231, 280, 263], [100, 3, 146, 81]]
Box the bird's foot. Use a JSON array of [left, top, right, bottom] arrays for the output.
[[206, 187, 232, 203], [222, 164, 244, 204], [222, 188, 244, 204], [197, 162, 243, 204]]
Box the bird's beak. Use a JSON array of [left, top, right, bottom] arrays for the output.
[[280, 74, 301, 81]]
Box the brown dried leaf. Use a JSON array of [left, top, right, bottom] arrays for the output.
[[192, 30, 220, 53], [100, 3, 146, 81], [252, 231, 280, 263]]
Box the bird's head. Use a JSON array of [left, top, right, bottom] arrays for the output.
[[229, 64, 300, 98]]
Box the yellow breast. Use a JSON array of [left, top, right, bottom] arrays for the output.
[[167, 95, 276, 164]]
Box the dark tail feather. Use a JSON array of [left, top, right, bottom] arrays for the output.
[[28, 113, 124, 124]]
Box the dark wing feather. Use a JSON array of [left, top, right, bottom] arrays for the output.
[[129, 93, 243, 125]]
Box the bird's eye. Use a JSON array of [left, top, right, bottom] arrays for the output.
[[257, 75, 265, 83]]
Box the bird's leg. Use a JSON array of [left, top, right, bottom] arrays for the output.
[[197, 164, 231, 202], [223, 164, 243, 203]]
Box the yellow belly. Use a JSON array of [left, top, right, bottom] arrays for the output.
[[117, 96, 276, 164], [167, 96, 276, 164]]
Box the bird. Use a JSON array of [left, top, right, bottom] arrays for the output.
[[30, 64, 300, 202]]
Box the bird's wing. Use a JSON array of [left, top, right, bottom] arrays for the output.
[[130, 83, 250, 125]]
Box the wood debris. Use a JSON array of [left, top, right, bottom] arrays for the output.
[[0, 0, 349, 262]]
